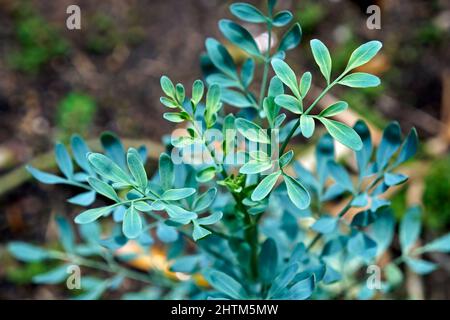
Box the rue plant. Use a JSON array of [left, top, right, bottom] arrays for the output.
[[9, 0, 450, 300]]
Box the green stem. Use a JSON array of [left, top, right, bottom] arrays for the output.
[[258, 24, 273, 108]]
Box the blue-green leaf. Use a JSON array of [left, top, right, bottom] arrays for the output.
[[88, 153, 131, 185], [278, 23, 302, 52], [241, 58, 255, 87], [283, 174, 311, 209], [405, 258, 437, 275], [197, 211, 223, 225], [259, 238, 278, 284], [193, 188, 217, 212], [235, 118, 270, 144], [192, 221, 211, 241], [272, 11, 293, 27], [71, 135, 92, 173], [384, 172, 408, 186], [33, 265, 69, 284], [240, 161, 273, 174], [271, 59, 300, 97], [55, 143, 74, 179], [161, 188, 196, 201], [338, 72, 380, 88], [165, 204, 197, 224], [275, 94, 302, 114], [156, 223, 178, 243], [400, 206, 421, 254], [8, 242, 50, 262], [159, 153, 174, 190], [230, 3, 266, 23], [219, 20, 261, 57], [160, 75, 175, 98], [206, 270, 248, 299], [319, 101, 348, 117], [192, 80, 204, 105], [127, 148, 148, 190], [345, 41, 382, 72], [347, 232, 378, 262], [319, 118, 362, 151], [100, 132, 126, 170], [68, 190, 96, 206], [311, 215, 338, 234], [252, 171, 281, 202], [421, 233, 450, 253], [286, 274, 315, 300], [353, 120, 372, 177], [268, 263, 298, 298], [26, 165, 67, 184], [310, 39, 332, 84], [123, 205, 142, 239], [300, 115, 315, 138], [221, 89, 252, 108], [395, 127, 418, 165], [87, 177, 119, 201], [299, 72, 312, 97], [55, 216, 75, 253], [205, 38, 237, 78], [327, 161, 353, 192], [376, 121, 402, 169], [75, 205, 115, 224]]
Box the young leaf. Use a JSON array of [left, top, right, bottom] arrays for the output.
[[68, 190, 96, 206], [278, 23, 302, 52], [311, 215, 338, 234], [192, 221, 211, 241], [70, 135, 92, 173], [159, 153, 174, 190], [123, 205, 142, 239], [310, 39, 332, 84], [283, 174, 311, 209], [241, 58, 255, 88], [230, 3, 266, 23], [74, 205, 115, 224], [259, 238, 278, 284], [286, 274, 315, 300], [88, 153, 131, 185], [272, 11, 293, 27], [240, 161, 273, 174], [219, 20, 261, 57], [235, 118, 270, 144], [127, 148, 148, 190], [156, 223, 178, 243], [319, 101, 348, 117], [376, 121, 402, 169], [268, 263, 298, 298], [193, 188, 217, 212], [400, 206, 421, 254], [161, 188, 196, 201], [319, 118, 363, 151], [175, 83, 185, 103], [405, 258, 437, 275], [300, 115, 315, 138], [33, 265, 69, 284], [345, 41, 382, 72], [338, 72, 380, 88], [8, 242, 49, 262], [274, 94, 302, 114], [395, 127, 418, 165], [207, 270, 248, 299], [197, 211, 223, 225], [299, 72, 312, 97], [384, 172, 408, 186], [251, 171, 281, 201], [55, 143, 74, 179], [205, 38, 237, 78], [160, 76, 175, 98], [421, 233, 450, 253], [163, 112, 186, 123], [192, 80, 204, 104], [279, 150, 294, 168], [271, 59, 300, 98], [26, 166, 67, 185]]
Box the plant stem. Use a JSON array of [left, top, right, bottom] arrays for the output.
[[279, 73, 347, 155], [258, 23, 272, 108]]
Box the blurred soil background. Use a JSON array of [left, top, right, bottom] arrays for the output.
[[0, 0, 449, 299]]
